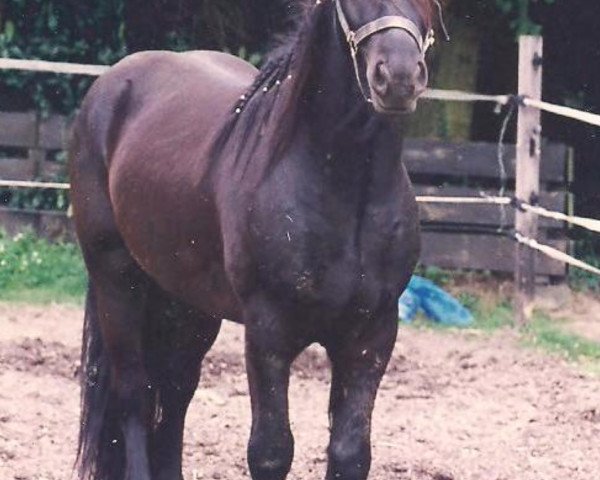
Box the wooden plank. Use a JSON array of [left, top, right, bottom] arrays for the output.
[[28, 148, 45, 177], [403, 138, 566, 182], [414, 186, 565, 228], [0, 112, 37, 148], [39, 160, 67, 180], [39, 114, 71, 150], [38, 211, 75, 241], [0, 208, 41, 236], [0, 158, 36, 180], [420, 231, 565, 277], [0, 208, 73, 241], [515, 36, 543, 324]]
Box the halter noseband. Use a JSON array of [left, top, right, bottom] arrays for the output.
[[334, 0, 434, 102]]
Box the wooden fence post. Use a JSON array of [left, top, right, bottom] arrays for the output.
[[515, 35, 543, 326]]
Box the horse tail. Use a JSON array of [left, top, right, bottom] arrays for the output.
[[76, 281, 126, 480], [73, 61, 161, 480]]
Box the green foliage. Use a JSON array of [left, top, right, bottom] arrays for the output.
[[0, 0, 127, 113], [414, 265, 453, 287], [6, 186, 69, 211], [451, 0, 556, 36], [493, 0, 555, 35], [524, 313, 600, 362], [0, 0, 263, 114], [569, 255, 600, 293], [0, 229, 86, 303], [460, 293, 514, 331], [567, 234, 600, 293]]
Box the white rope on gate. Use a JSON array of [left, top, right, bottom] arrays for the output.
[[522, 97, 600, 128], [3, 58, 600, 129], [417, 195, 600, 235], [520, 203, 600, 234], [423, 88, 511, 106], [514, 232, 600, 276], [416, 195, 511, 205], [0, 58, 108, 76], [0, 179, 70, 189]]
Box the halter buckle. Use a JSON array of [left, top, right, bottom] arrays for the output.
[[423, 30, 435, 53], [347, 31, 358, 55]]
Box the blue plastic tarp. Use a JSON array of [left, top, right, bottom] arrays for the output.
[[398, 275, 474, 327]]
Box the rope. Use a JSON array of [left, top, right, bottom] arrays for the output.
[[417, 195, 600, 235], [423, 88, 511, 105], [416, 195, 510, 205], [0, 58, 108, 76], [1, 181, 597, 237], [2, 58, 600, 129], [1, 58, 600, 127], [496, 99, 519, 231], [0, 182, 518, 206], [4, 178, 600, 276], [522, 97, 600, 128], [0, 179, 70, 189], [520, 202, 600, 233], [514, 232, 600, 276]]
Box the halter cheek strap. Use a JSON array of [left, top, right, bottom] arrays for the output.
[[334, 0, 434, 102]]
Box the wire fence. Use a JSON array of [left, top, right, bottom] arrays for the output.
[[1, 57, 600, 275]]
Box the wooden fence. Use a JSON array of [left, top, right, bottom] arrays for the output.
[[405, 139, 571, 277], [0, 111, 72, 240], [0, 111, 571, 276]]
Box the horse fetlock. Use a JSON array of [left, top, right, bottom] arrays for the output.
[[326, 439, 371, 480], [248, 434, 294, 480]]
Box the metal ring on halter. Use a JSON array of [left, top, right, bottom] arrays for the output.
[[334, 0, 433, 102]]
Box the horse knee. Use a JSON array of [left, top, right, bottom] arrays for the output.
[[248, 433, 294, 480], [327, 439, 370, 480]]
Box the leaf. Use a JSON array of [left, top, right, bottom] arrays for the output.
[[4, 21, 15, 41]]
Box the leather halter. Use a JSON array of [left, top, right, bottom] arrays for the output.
[[334, 0, 434, 102]]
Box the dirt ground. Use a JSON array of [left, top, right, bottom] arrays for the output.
[[1, 302, 600, 480]]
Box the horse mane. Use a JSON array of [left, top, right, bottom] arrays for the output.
[[410, 0, 435, 30], [208, 0, 321, 183], [209, 0, 435, 184]]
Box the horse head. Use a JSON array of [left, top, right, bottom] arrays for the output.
[[335, 0, 434, 113]]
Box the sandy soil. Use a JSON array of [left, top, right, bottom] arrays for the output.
[[1, 302, 600, 480]]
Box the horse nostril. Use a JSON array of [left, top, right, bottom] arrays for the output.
[[415, 59, 427, 86], [373, 61, 390, 95]]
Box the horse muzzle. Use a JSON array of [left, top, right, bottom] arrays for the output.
[[366, 42, 428, 114]]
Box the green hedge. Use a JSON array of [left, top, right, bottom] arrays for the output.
[[0, 0, 126, 113]]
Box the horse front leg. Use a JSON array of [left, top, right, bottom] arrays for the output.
[[324, 313, 398, 480], [244, 298, 305, 480]]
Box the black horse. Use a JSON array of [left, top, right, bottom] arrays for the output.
[[70, 0, 433, 479]]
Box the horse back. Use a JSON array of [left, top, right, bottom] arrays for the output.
[[78, 50, 256, 163]]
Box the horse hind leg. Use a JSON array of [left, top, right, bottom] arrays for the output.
[[78, 239, 154, 480], [74, 75, 155, 480], [145, 289, 222, 480]]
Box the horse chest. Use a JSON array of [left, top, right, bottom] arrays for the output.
[[241, 181, 419, 315]]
